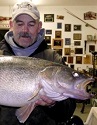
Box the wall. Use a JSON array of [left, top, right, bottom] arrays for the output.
[[0, 5, 97, 71]]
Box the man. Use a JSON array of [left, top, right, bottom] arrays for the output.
[[0, 1, 76, 125]]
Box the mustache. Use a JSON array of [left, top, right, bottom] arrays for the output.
[[18, 32, 32, 38]]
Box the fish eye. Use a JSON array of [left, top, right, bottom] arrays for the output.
[[72, 72, 79, 77]]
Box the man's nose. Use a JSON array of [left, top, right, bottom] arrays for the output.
[[22, 25, 29, 32]]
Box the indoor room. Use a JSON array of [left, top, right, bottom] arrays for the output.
[[0, 0, 97, 125]]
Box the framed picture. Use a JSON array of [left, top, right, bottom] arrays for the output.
[[84, 11, 97, 20], [74, 25, 81, 31], [70, 64, 74, 69], [87, 35, 92, 40], [57, 22, 62, 29], [73, 33, 82, 40], [45, 30, 52, 34], [89, 45, 95, 52], [62, 56, 67, 62], [64, 48, 71, 55], [57, 15, 64, 20], [83, 54, 92, 64], [75, 48, 83, 54], [65, 38, 71, 45], [44, 14, 54, 22], [52, 38, 63, 49], [65, 24, 71, 32], [54, 49, 62, 55], [55, 31, 62, 38], [68, 56, 73, 63], [74, 41, 81, 46], [76, 56, 82, 64], [45, 36, 51, 44]]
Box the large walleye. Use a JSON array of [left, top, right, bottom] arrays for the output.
[[0, 56, 94, 123]]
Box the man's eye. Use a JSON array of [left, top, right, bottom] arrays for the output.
[[17, 23, 23, 26], [29, 23, 35, 26]]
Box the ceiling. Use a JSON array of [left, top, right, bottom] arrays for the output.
[[1, 0, 97, 6]]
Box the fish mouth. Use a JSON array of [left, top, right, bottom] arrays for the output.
[[75, 77, 95, 99]]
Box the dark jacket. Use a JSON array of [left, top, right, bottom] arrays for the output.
[[0, 39, 76, 125]]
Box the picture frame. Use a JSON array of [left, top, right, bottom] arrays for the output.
[[65, 38, 71, 45], [89, 45, 95, 52], [87, 35, 92, 41], [74, 25, 81, 31], [73, 33, 82, 40], [76, 56, 82, 64], [57, 22, 62, 29], [45, 30, 52, 34], [52, 38, 63, 49], [74, 41, 81, 46], [64, 48, 71, 55], [55, 31, 62, 38], [83, 54, 92, 64], [45, 36, 51, 44], [65, 24, 71, 32], [68, 56, 73, 63], [84, 11, 97, 20], [44, 14, 54, 22], [70, 64, 74, 69], [75, 48, 83, 54]]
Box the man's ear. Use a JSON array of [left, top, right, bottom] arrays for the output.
[[9, 20, 13, 31], [38, 21, 42, 33]]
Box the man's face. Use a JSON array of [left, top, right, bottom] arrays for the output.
[[10, 14, 42, 48]]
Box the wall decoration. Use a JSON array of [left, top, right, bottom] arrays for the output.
[[44, 14, 54, 22], [74, 41, 81, 46], [52, 38, 63, 49], [76, 56, 82, 64], [68, 56, 73, 63], [83, 54, 92, 64], [57, 15, 64, 20], [84, 11, 97, 20], [45, 30, 52, 34], [75, 48, 83, 54], [54, 49, 62, 55], [70, 64, 74, 69], [64, 48, 71, 55], [65, 24, 71, 32], [0, 16, 11, 21], [65, 38, 71, 45], [45, 36, 51, 44], [89, 45, 95, 52], [55, 31, 62, 38], [74, 25, 81, 31], [73, 33, 82, 40], [87, 35, 92, 41], [57, 23, 62, 29], [62, 56, 67, 62]]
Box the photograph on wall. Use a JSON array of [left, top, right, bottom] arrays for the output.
[[65, 38, 71, 45], [57, 22, 62, 29], [62, 56, 67, 62], [74, 41, 81, 46], [89, 45, 95, 52], [57, 15, 64, 20], [44, 14, 54, 22], [68, 56, 73, 63], [64, 48, 71, 55], [83, 54, 92, 64], [52, 38, 63, 49], [65, 24, 71, 32], [76, 56, 82, 64], [74, 25, 81, 31], [45, 29, 52, 34], [75, 48, 83, 54], [55, 31, 62, 38], [73, 33, 82, 40], [70, 64, 74, 69], [84, 11, 97, 20], [45, 36, 51, 44], [54, 49, 62, 55]]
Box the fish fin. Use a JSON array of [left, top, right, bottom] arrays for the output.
[[15, 103, 35, 123]]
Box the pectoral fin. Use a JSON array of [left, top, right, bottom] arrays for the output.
[[15, 103, 35, 123]]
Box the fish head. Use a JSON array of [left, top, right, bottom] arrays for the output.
[[39, 64, 94, 100]]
